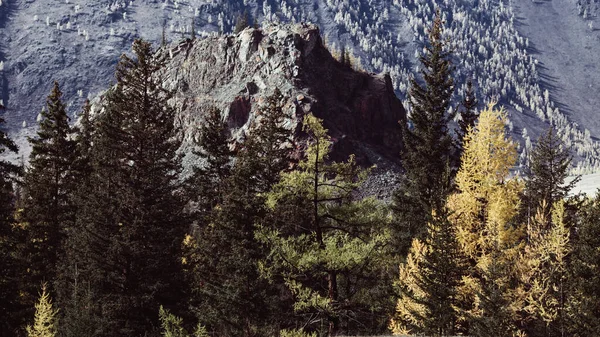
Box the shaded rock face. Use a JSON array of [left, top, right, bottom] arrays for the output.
[[158, 22, 406, 197]]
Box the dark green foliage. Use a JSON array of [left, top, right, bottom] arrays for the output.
[[416, 213, 465, 336], [0, 103, 24, 337], [392, 9, 455, 256], [73, 39, 188, 337], [257, 114, 393, 337], [568, 194, 600, 336], [457, 78, 478, 149], [185, 89, 294, 336], [525, 128, 578, 220], [22, 81, 77, 308], [468, 246, 517, 337], [184, 106, 233, 220], [57, 100, 98, 337]]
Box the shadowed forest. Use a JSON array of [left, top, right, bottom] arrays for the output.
[[1, 11, 600, 337]]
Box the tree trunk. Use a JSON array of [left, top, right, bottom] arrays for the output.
[[328, 271, 338, 336]]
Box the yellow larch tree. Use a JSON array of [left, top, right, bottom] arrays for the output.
[[447, 103, 525, 336]]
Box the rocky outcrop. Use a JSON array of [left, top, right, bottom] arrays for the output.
[[157, 23, 406, 197]]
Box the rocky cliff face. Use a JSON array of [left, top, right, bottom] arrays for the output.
[[159, 22, 406, 197]]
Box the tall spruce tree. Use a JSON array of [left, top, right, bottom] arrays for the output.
[[457, 78, 479, 152], [0, 103, 24, 337], [392, 9, 456, 256], [76, 39, 188, 337], [185, 90, 294, 336], [257, 114, 392, 337], [184, 105, 233, 221], [524, 128, 578, 220], [392, 210, 466, 336], [26, 283, 59, 337], [57, 100, 98, 337], [22, 81, 77, 307], [568, 192, 600, 336]]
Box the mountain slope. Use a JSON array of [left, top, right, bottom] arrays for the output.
[[0, 0, 598, 172]]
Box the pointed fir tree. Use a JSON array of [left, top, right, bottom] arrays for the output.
[[184, 105, 233, 221], [234, 10, 250, 34], [76, 39, 188, 336], [0, 103, 24, 336], [22, 81, 77, 306], [524, 128, 578, 221], [190, 17, 196, 40], [457, 77, 479, 153], [392, 210, 466, 336], [566, 192, 600, 336], [185, 89, 295, 336], [56, 100, 98, 337], [392, 9, 456, 256], [257, 114, 392, 336]]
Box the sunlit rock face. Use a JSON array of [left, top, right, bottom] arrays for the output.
[[157, 23, 406, 198]]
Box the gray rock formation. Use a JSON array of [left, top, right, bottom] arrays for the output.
[[158, 22, 406, 198]]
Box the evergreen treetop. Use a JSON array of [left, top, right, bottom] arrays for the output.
[[393, 8, 456, 256], [525, 127, 578, 220]]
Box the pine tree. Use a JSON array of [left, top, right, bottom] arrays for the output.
[[26, 283, 59, 337], [162, 21, 167, 47], [57, 100, 98, 337], [457, 78, 479, 152], [257, 114, 391, 336], [185, 90, 294, 336], [467, 241, 519, 337], [184, 105, 233, 221], [159, 306, 208, 337], [22, 81, 77, 306], [524, 128, 578, 221], [567, 193, 600, 336], [392, 210, 466, 336], [0, 103, 24, 336], [392, 9, 456, 256], [77, 39, 188, 336]]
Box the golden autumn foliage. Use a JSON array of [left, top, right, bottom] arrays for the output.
[[448, 103, 525, 335], [448, 103, 524, 260]]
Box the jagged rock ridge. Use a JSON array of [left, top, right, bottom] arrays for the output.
[[158, 22, 406, 197]]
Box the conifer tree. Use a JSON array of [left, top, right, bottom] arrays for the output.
[[524, 128, 578, 220], [26, 283, 58, 337], [22, 81, 77, 304], [447, 103, 525, 335], [567, 193, 600, 336], [257, 114, 391, 336], [392, 9, 456, 256], [520, 201, 572, 337], [185, 90, 294, 336], [57, 100, 98, 337], [0, 103, 23, 336], [184, 105, 233, 220], [457, 78, 479, 152], [190, 17, 196, 40], [234, 10, 250, 34], [77, 39, 188, 336], [392, 210, 466, 336]]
